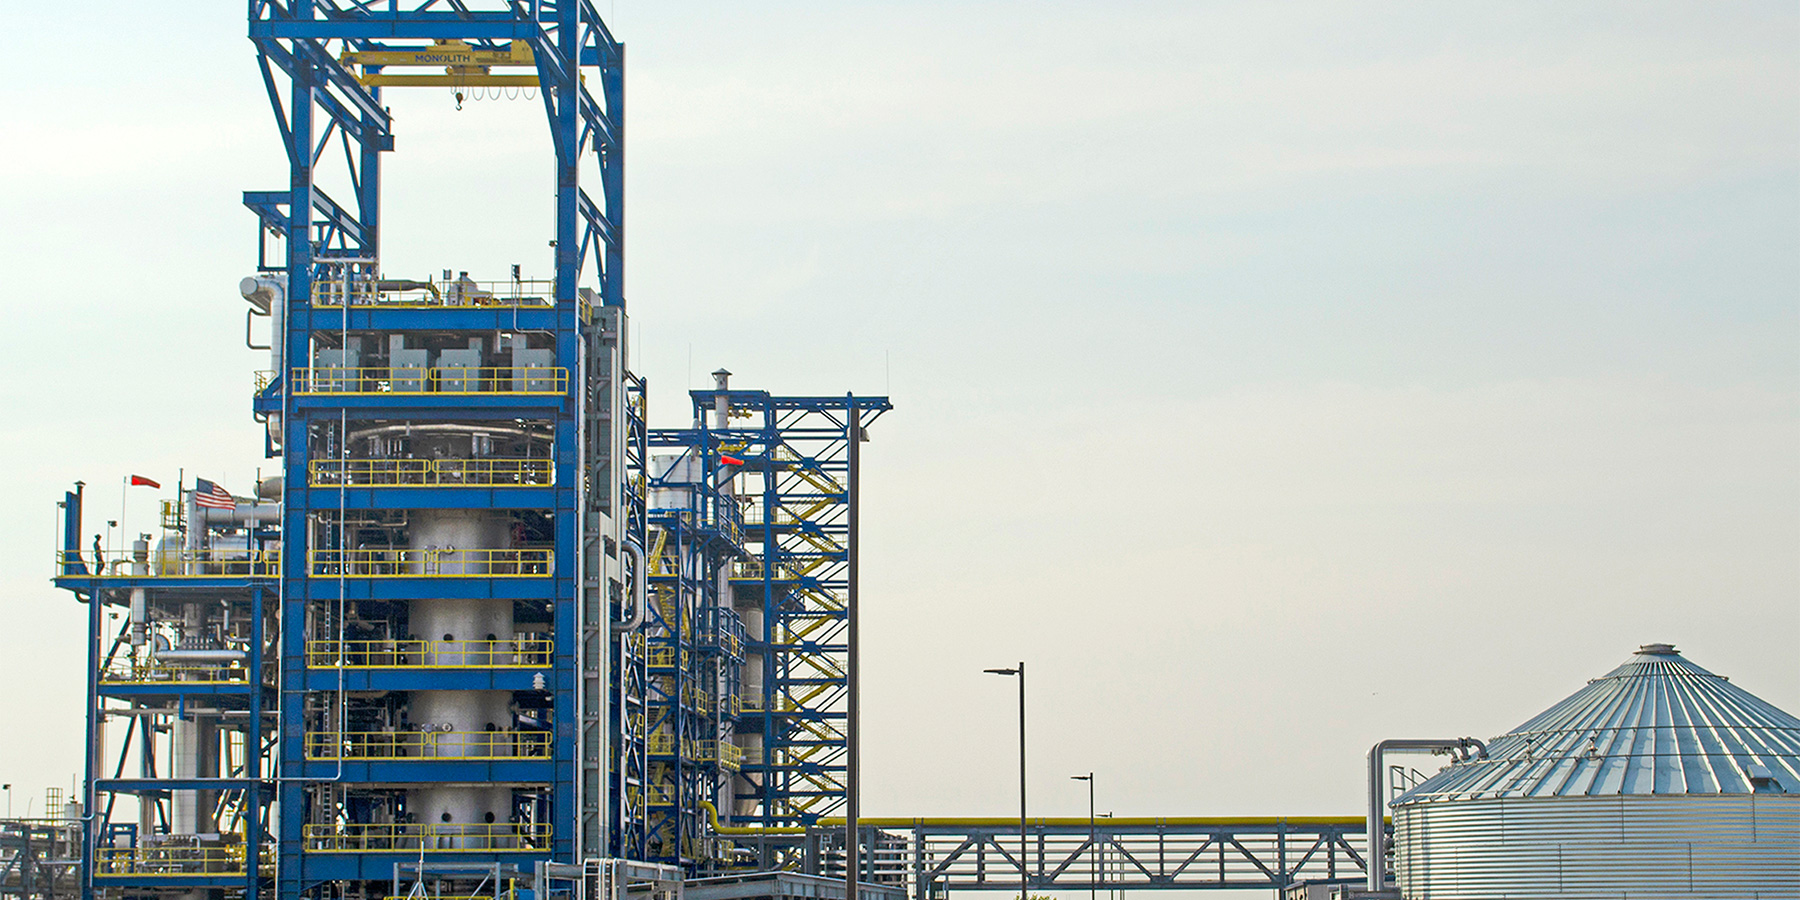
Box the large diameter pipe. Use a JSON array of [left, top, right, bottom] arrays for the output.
[[1366, 737, 1487, 892], [197, 503, 280, 528], [612, 541, 648, 633], [156, 649, 247, 663], [239, 276, 285, 371], [129, 589, 147, 646], [241, 275, 286, 450]]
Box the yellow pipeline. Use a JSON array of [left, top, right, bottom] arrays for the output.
[[696, 802, 1364, 834], [698, 800, 805, 835], [831, 815, 1368, 828]]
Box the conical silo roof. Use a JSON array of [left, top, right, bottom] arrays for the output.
[[1394, 644, 1800, 802]]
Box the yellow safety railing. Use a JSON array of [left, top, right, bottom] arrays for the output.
[[254, 369, 276, 391], [730, 559, 804, 583], [741, 696, 798, 714], [94, 845, 272, 876], [696, 740, 744, 773], [305, 731, 552, 760], [310, 458, 554, 487], [312, 278, 554, 308], [304, 822, 551, 852], [309, 548, 551, 577], [306, 638, 553, 669], [384, 895, 512, 900], [290, 366, 567, 395], [102, 658, 248, 684], [646, 733, 678, 756], [58, 549, 280, 579], [383, 893, 520, 900], [644, 783, 676, 807], [683, 683, 714, 715], [383, 893, 519, 900]]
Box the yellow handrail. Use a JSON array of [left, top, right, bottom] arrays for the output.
[[290, 366, 567, 395], [696, 740, 743, 772], [312, 277, 553, 308], [102, 658, 248, 684], [644, 783, 676, 807], [94, 845, 273, 876], [57, 549, 280, 578], [306, 638, 553, 668], [304, 730, 552, 760], [310, 458, 554, 487], [304, 822, 551, 852], [309, 548, 551, 577]]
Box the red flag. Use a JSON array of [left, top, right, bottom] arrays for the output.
[[129, 475, 161, 488], [720, 455, 745, 466]]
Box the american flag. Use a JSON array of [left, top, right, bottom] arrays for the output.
[[193, 478, 236, 510]]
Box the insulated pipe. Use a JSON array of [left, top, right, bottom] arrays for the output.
[[129, 537, 149, 646], [196, 504, 281, 528], [612, 541, 648, 633], [238, 276, 285, 372], [243, 274, 287, 453], [697, 799, 804, 836], [1366, 737, 1487, 892], [156, 649, 248, 663], [712, 369, 731, 428], [376, 279, 441, 298], [129, 589, 147, 646], [344, 423, 552, 443]]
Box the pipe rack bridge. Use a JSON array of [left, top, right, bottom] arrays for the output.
[[727, 816, 1377, 895]]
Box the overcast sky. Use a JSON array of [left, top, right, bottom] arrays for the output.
[[0, 1, 1795, 887]]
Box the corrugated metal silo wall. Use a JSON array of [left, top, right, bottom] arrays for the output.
[[1394, 794, 1800, 898]]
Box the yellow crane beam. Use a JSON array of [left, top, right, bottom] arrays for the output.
[[338, 39, 539, 88]]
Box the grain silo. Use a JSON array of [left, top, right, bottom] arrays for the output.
[[1390, 643, 1799, 897]]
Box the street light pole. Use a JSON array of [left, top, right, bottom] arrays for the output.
[[1070, 774, 1093, 900], [984, 662, 1027, 900]]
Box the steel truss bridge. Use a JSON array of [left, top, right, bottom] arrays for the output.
[[726, 816, 1377, 896]]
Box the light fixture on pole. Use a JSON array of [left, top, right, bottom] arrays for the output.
[[984, 663, 1027, 900], [1070, 774, 1094, 900], [2, 784, 10, 820]]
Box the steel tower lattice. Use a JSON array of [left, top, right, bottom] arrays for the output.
[[651, 390, 892, 834], [51, 6, 900, 900], [243, 2, 627, 897]]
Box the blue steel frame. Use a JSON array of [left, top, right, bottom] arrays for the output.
[[652, 391, 892, 831], [614, 373, 651, 860], [245, 2, 622, 898], [54, 486, 275, 900], [637, 439, 747, 867]]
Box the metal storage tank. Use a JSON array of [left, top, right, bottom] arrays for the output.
[[1391, 644, 1800, 898]]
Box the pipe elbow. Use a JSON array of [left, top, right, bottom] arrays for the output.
[[613, 540, 648, 633], [239, 276, 285, 310]]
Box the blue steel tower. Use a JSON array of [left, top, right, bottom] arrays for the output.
[[52, 5, 892, 900], [244, 1, 629, 896]]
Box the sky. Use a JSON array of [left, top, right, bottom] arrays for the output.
[[0, 0, 1796, 888]]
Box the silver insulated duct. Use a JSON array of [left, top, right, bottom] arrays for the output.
[[1390, 644, 1800, 897]]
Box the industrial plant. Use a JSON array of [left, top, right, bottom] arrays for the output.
[[3, 4, 1795, 900]]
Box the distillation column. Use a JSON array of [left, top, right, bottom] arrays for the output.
[[406, 509, 518, 842]]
